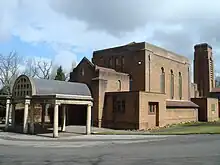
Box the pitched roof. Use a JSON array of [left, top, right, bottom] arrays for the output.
[[210, 87, 220, 93], [95, 65, 129, 76], [166, 100, 199, 108]]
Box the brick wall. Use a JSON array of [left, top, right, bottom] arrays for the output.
[[191, 98, 219, 122], [164, 108, 198, 125]]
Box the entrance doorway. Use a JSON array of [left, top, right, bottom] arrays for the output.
[[155, 103, 159, 126], [148, 102, 159, 126]]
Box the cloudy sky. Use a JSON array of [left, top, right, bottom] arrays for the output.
[[1, 0, 220, 73]]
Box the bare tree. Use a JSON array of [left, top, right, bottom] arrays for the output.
[[0, 51, 21, 94], [22, 58, 38, 78], [35, 60, 53, 79], [23, 58, 54, 80]]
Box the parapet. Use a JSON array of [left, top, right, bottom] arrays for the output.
[[194, 43, 212, 50]]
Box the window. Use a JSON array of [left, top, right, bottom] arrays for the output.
[[122, 56, 125, 66], [210, 58, 214, 88], [113, 98, 125, 113], [116, 101, 121, 112], [117, 80, 121, 91], [115, 57, 120, 66], [80, 68, 85, 76], [109, 57, 113, 67], [160, 67, 165, 93], [121, 100, 125, 113], [129, 76, 133, 91], [170, 70, 174, 99], [179, 72, 182, 99], [148, 102, 158, 114], [211, 104, 215, 111], [121, 56, 125, 71]]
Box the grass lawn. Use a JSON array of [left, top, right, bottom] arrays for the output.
[[93, 120, 220, 135], [150, 121, 220, 135]]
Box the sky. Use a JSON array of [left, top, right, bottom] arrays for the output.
[[1, 0, 220, 74]]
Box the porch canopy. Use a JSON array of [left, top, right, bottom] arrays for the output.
[[5, 75, 93, 138]]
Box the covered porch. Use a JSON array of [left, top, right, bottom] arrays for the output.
[[4, 75, 93, 138]]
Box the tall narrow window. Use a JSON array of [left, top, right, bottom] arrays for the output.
[[121, 56, 125, 71], [129, 76, 133, 91], [122, 56, 125, 66], [109, 57, 113, 67], [210, 58, 214, 88], [117, 80, 121, 91], [115, 57, 120, 66], [80, 68, 85, 76], [160, 67, 165, 93], [170, 70, 174, 99], [179, 72, 182, 100]]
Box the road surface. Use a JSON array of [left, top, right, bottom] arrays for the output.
[[0, 134, 219, 164]]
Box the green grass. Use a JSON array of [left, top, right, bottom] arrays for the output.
[[93, 120, 220, 135], [92, 131, 151, 135], [150, 120, 220, 135]]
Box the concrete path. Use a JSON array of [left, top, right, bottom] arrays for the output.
[[0, 131, 169, 148]]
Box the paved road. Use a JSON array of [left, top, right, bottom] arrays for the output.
[[0, 135, 220, 164]]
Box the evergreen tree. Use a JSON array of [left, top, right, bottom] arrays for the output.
[[54, 66, 66, 81]]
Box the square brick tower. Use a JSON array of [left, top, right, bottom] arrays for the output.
[[194, 43, 215, 97]]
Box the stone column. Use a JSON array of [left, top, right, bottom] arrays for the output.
[[41, 104, 46, 128], [5, 98, 11, 131], [53, 103, 59, 138], [23, 99, 30, 134], [86, 104, 92, 135], [11, 103, 16, 128], [61, 105, 66, 132], [29, 104, 35, 134]]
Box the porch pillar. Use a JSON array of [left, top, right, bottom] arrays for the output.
[[23, 99, 30, 133], [53, 103, 59, 138], [61, 105, 66, 132], [41, 104, 46, 128], [86, 104, 92, 135], [5, 98, 11, 131], [29, 104, 35, 134], [11, 103, 16, 128]]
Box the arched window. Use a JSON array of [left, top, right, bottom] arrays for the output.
[[80, 68, 84, 76], [117, 80, 121, 91], [115, 57, 120, 66], [121, 56, 125, 71], [179, 72, 182, 99], [121, 56, 125, 66], [170, 70, 174, 99], [109, 57, 113, 67], [160, 67, 165, 93], [13, 76, 32, 98], [129, 76, 133, 91]]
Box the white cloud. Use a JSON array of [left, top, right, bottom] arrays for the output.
[[54, 50, 77, 72], [1, 0, 220, 71]]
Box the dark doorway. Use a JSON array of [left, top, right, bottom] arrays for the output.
[[67, 105, 87, 126], [15, 109, 24, 125]]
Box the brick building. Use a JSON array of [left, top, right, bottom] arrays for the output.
[[193, 43, 219, 122], [70, 42, 201, 130]]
